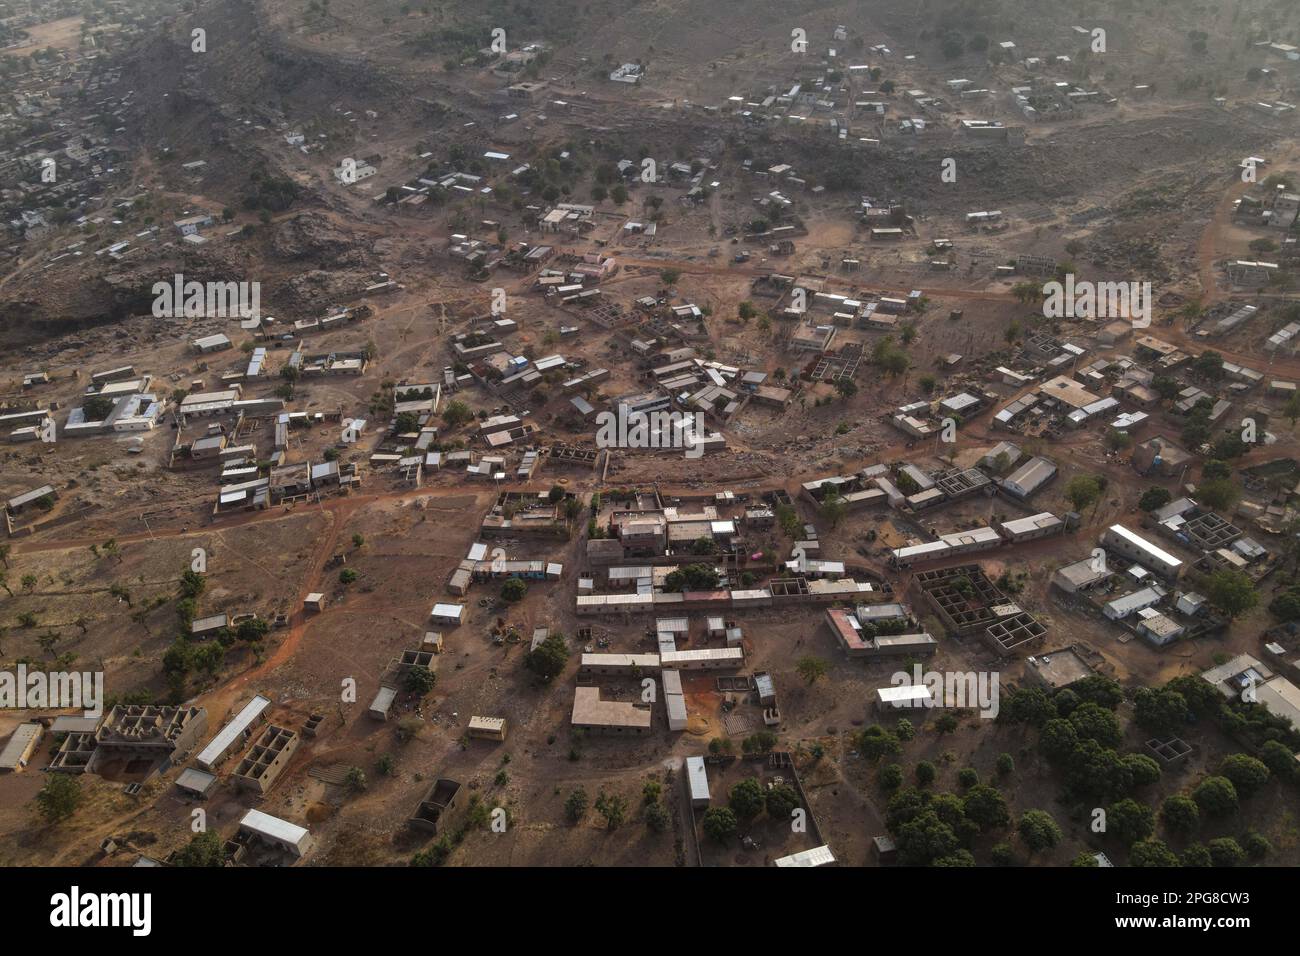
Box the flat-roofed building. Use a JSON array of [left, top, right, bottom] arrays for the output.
[[579, 653, 662, 675], [468, 715, 508, 741], [1137, 609, 1184, 646], [825, 608, 937, 658], [665, 690, 688, 731], [571, 686, 652, 735], [1024, 646, 1094, 690], [368, 686, 397, 721], [430, 602, 466, 626], [1000, 512, 1064, 542], [195, 695, 270, 769], [773, 845, 836, 867], [1103, 585, 1167, 621], [191, 613, 229, 639], [192, 333, 233, 354], [874, 684, 933, 712], [175, 767, 217, 798], [238, 808, 314, 859], [1052, 558, 1112, 594], [0, 722, 43, 772], [1101, 524, 1183, 580], [658, 647, 745, 670], [1202, 654, 1300, 730], [6, 484, 57, 516], [1039, 375, 1100, 410], [685, 755, 710, 807]]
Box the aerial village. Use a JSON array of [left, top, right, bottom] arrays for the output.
[[0, 0, 1299, 873]]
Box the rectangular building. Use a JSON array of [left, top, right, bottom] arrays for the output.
[[0, 723, 43, 773], [571, 687, 652, 735], [1101, 525, 1183, 580], [685, 755, 710, 807], [238, 809, 314, 859], [231, 725, 299, 794], [195, 695, 270, 769], [468, 716, 508, 741]]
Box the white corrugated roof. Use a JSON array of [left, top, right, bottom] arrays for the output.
[[196, 695, 271, 768], [239, 808, 309, 846]]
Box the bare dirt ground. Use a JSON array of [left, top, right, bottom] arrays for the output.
[[3, 0, 1300, 868]]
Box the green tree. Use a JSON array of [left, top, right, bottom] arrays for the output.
[[1133, 687, 1188, 737], [1258, 740, 1299, 781], [962, 784, 1010, 830], [236, 618, 270, 643], [1192, 776, 1238, 817], [1129, 838, 1179, 867], [405, 665, 436, 696], [1065, 475, 1103, 512], [1123, 754, 1161, 788], [564, 787, 589, 823], [765, 783, 800, 821], [857, 724, 902, 762], [664, 563, 721, 592], [728, 777, 766, 822], [1181, 843, 1213, 867], [895, 810, 960, 865], [1107, 798, 1156, 845], [1011, 281, 1042, 305], [441, 400, 474, 428], [1138, 487, 1172, 512], [796, 656, 828, 685], [1198, 477, 1239, 512], [819, 491, 847, 528], [172, 830, 228, 866], [411, 838, 453, 866], [1217, 754, 1270, 797], [1068, 702, 1122, 748], [1205, 568, 1257, 618], [526, 631, 569, 680], [1017, 810, 1062, 854], [1242, 830, 1272, 860], [702, 806, 737, 843], [1207, 837, 1246, 867], [501, 578, 527, 602], [35, 774, 82, 823], [594, 790, 628, 830]]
